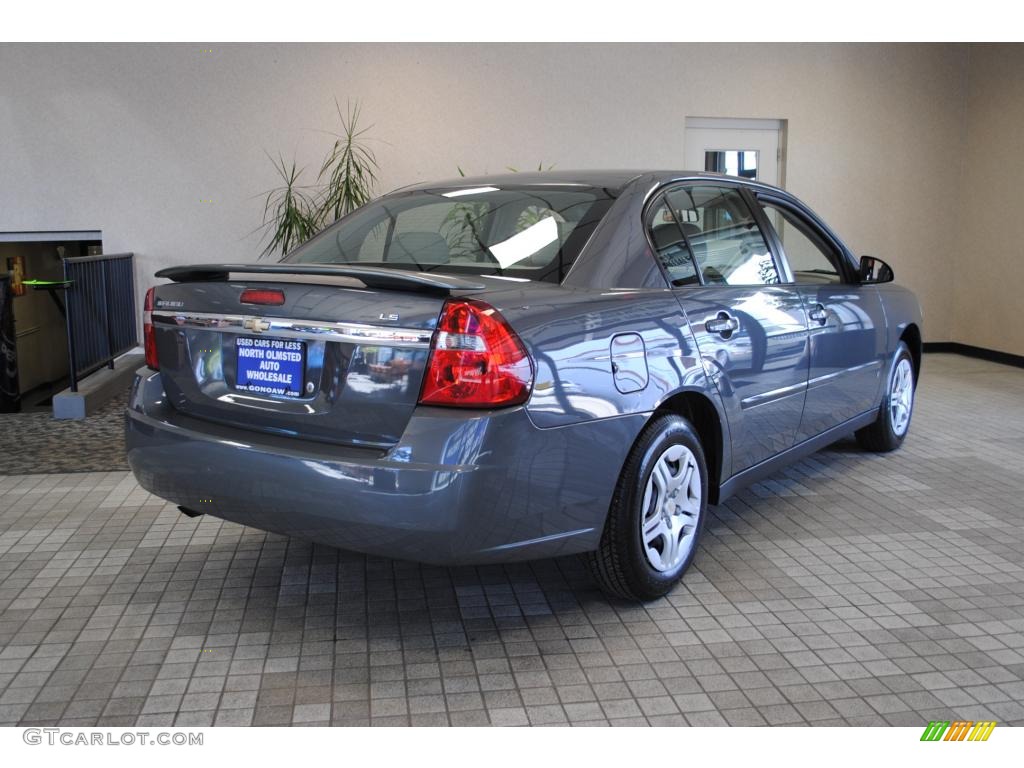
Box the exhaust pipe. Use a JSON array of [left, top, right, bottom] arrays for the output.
[[178, 506, 204, 518]]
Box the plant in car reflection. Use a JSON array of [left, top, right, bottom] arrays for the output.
[[442, 164, 559, 257], [440, 200, 489, 258]]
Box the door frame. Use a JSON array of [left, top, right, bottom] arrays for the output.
[[684, 117, 788, 189]]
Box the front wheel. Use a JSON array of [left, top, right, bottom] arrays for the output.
[[586, 414, 708, 601], [856, 342, 916, 452]]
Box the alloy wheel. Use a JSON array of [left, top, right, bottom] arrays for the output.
[[890, 357, 914, 436]]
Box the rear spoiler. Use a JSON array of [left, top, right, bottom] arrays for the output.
[[154, 263, 487, 294]]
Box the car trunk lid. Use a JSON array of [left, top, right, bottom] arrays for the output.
[[148, 264, 480, 448]]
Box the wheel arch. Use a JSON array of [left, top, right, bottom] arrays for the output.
[[653, 390, 727, 505], [900, 323, 922, 386]]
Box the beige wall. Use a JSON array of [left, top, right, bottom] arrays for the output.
[[0, 43, 973, 344], [954, 44, 1024, 356]]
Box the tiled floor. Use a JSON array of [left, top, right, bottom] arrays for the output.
[[1, 353, 1023, 727]]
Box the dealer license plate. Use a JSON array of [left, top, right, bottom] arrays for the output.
[[235, 336, 305, 398]]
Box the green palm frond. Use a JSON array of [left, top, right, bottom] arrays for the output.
[[258, 153, 320, 259], [257, 99, 381, 259], [316, 99, 379, 224]]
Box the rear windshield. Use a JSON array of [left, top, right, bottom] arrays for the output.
[[284, 185, 616, 283]]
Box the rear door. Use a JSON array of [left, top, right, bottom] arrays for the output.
[[753, 194, 886, 441], [652, 183, 810, 474]]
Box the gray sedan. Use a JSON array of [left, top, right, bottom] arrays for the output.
[[126, 171, 922, 600]]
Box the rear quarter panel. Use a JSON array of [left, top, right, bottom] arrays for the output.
[[480, 283, 732, 476]]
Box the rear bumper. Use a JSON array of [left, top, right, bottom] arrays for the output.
[[125, 368, 646, 565]]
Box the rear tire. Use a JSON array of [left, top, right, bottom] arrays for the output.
[[586, 414, 708, 601], [855, 342, 915, 453]]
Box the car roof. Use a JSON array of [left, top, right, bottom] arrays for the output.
[[397, 169, 647, 192], [395, 170, 787, 196]]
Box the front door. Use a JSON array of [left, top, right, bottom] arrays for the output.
[[754, 196, 886, 441], [650, 183, 809, 475]]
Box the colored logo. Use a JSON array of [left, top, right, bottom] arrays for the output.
[[920, 721, 997, 741]]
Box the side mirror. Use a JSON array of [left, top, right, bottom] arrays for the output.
[[860, 255, 894, 284]]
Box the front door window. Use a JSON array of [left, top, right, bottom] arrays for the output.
[[759, 203, 845, 284]]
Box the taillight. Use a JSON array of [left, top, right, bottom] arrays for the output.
[[240, 288, 285, 306], [143, 287, 158, 370], [419, 299, 533, 408]]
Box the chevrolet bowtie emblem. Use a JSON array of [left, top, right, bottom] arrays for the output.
[[243, 318, 271, 333]]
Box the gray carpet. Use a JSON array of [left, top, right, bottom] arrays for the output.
[[0, 385, 130, 474]]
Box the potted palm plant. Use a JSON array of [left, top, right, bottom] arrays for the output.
[[258, 100, 379, 259]]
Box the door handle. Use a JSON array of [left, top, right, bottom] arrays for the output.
[[705, 312, 740, 338], [808, 304, 828, 325]]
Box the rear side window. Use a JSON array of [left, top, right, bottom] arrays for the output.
[[662, 185, 780, 286], [646, 194, 700, 286], [286, 185, 615, 283]]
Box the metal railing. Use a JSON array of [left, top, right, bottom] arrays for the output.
[[63, 253, 137, 392]]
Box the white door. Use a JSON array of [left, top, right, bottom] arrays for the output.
[[684, 117, 783, 187]]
